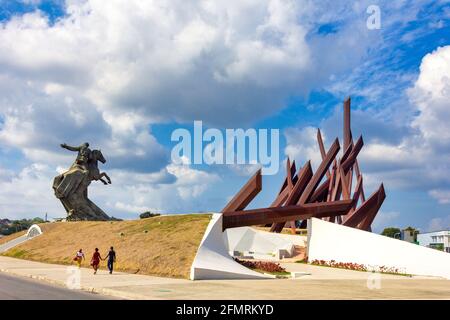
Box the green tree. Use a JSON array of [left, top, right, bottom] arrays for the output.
[[139, 211, 161, 219], [32, 217, 45, 224], [1, 217, 45, 235], [381, 227, 401, 238], [431, 243, 445, 251]]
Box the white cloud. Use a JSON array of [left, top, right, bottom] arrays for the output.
[[228, 163, 263, 177], [1, 0, 445, 220], [114, 202, 161, 214], [409, 46, 450, 146], [360, 143, 412, 166], [427, 215, 450, 232], [375, 45, 450, 191], [0, 0, 385, 218], [0, 161, 220, 219], [286, 45, 450, 195], [0, 166, 14, 183], [429, 189, 450, 204], [372, 211, 400, 232], [0, 0, 380, 129], [20, 0, 43, 5], [0, 163, 62, 220], [96, 162, 220, 217], [0, 0, 347, 174], [284, 126, 323, 171]]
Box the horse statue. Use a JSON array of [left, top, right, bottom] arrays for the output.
[[53, 143, 113, 221], [88, 149, 111, 186]]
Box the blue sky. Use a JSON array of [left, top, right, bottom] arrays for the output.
[[0, 0, 65, 23], [0, 0, 449, 233]]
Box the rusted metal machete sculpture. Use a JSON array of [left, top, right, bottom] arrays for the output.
[[222, 97, 385, 233]]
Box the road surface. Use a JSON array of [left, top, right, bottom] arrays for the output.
[[0, 273, 111, 300]]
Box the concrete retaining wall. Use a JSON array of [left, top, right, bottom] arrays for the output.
[[307, 218, 450, 279]]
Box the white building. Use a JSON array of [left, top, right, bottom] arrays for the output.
[[400, 228, 418, 243], [417, 230, 450, 253]]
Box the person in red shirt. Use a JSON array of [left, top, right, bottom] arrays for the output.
[[90, 248, 103, 274]]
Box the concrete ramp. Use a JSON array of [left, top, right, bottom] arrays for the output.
[[307, 218, 450, 279], [190, 214, 272, 280], [0, 225, 42, 254]]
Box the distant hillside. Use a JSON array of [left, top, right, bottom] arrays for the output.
[[1, 214, 211, 279]]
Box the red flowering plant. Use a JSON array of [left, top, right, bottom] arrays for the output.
[[376, 265, 401, 274], [311, 259, 368, 272], [234, 258, 287, 273], [311, 260, 408, 275]]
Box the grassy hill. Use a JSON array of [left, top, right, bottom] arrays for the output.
[[1, 214, 211, 279]]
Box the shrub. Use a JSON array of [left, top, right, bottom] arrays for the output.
[[0, 217, 45, 235], [381, 227, 400, 238], [310, 259, 406, 275], [311, 259, 367, 272], [139, 211, 161, 219]]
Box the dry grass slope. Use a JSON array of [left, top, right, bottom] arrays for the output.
[[1, 214, 211, 279], [0, 231, 26, 246]]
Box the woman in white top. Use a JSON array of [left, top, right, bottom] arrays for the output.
[[74, 249, 85, 268]]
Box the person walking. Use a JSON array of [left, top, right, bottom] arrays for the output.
[[90, 248, 102, 275], [104, 246, 116, 274], [74, 249, 85, 268]]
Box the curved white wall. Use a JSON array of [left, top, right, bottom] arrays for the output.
[[26, 224, 42, 238], [190, 214, 272, 280], [307, 218, 450, 279]]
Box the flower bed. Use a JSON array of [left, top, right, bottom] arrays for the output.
[[234, 258, 287, 273], [310, 259, 407, 275], [376, 265, 403, 275], [311, 259, 367, 271]]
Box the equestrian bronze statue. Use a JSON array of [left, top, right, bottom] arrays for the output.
[[53, 142, 112, 221]]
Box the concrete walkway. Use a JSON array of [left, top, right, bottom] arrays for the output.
[[0, 256, 188, 299], [0, 256, 449, 299], [0, 235, 29, 253]]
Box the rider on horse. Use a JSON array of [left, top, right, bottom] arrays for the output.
[[54, 142, 112, 221], [61, 142, 92, 172]]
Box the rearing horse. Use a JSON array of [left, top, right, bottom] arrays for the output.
[[88, 149, 111, 185]]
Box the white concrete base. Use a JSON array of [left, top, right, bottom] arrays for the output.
[[190, 214, 272, 280], [26, 224, 42, 238], [307, 218, 450, 279], [224, 226, 306, 260], [291, 271, 311, 279]]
